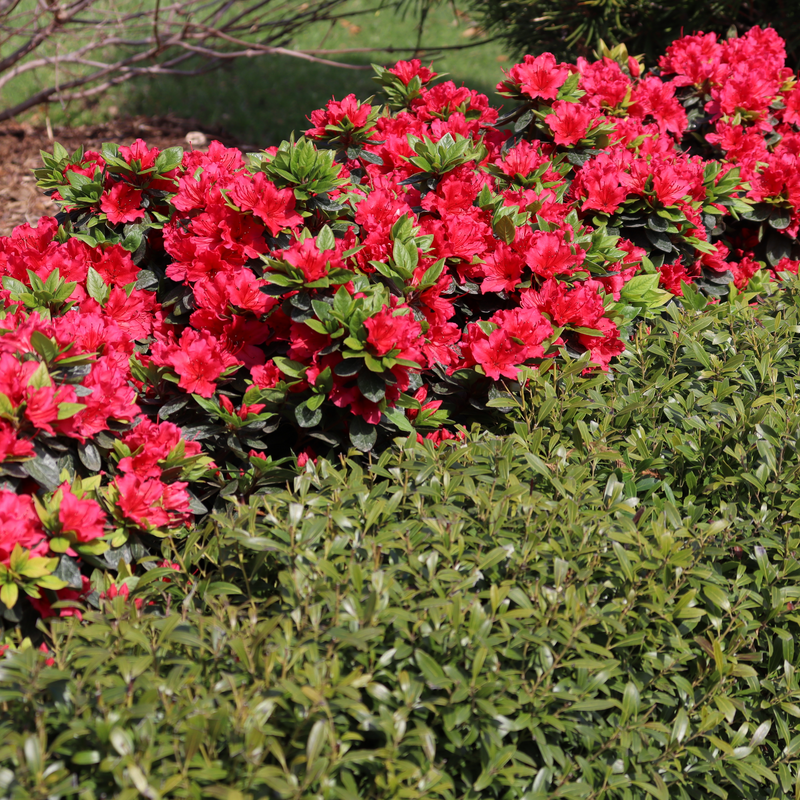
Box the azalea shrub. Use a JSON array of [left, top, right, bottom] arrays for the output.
[[2, 24, 800, 637]]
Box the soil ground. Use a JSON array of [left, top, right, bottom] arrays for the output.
[[0, 115, 244, 236]]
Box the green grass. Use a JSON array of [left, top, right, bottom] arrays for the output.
[[123, 0, 512, 145], [16, 0, 513, 146]]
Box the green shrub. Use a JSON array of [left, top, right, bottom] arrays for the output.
[[467, 0, 800, 69], [4, 285, 800, 798]]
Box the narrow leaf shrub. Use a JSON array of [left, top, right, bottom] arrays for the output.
[[4, 285, 800, 798]]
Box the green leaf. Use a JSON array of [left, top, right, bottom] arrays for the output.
[[766, 230, 792, 266], [53, 555, 84, 590], [71, 751, 101, 765], [645, 229, 674, 253], [671, 708, 689, 744], [154, 146, 184, 173], [415, 650, 449, 688], [273, 358, 305, 379], [121, 227, 144, 253], [27, 362, 51, 390], [769, 207, 792, 230], [86, 267, 110, 305], [57, 402, 86, 420], [30, 331, 59, 363], [357, 371, 385, 403], [621, 681, 640, 722], [316, 225, 336, 252], [306, 719, 327, 765], [703, 584, 731, 611], [2, 275, 28, 296], [295, 401, 322, 428], [0, 582, 18, 609], [647, 213, 670, 232], [48, 538, 72, 554], [135, 269, 159, 290], [349, 417, 377, 452], [334, 358, 362, 377], [513, 109, 534, 133], [23, 448, 61, 490], [204, 582, 243, 597], [494, 214, 516, 245], [383, 407, 414, 432], [77, 441, 102, 472]]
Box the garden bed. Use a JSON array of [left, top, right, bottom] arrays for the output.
[[2, 24, 800, 800], [0, 116, 242, 236]]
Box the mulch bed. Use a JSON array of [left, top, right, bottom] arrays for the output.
[[0, 115, 245, 237]]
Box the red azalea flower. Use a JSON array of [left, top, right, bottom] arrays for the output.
[[118, 419, 201, 478], [0, 420, 34, 461], [251, 361, 283, 389], [114, 474, 191, 530], [152, 328, 240, 398], [57, 483, 106, 542], [228, 172, 303, 236], [364, 305, 423, 361], [578, 317, 625, 371], [659, 258, 691, 296], [524, 230, 582, 279], [0, 491, 48, 565], [100, 582, 144, 610], [471, 328, 526, 380], [482, 243, 524, 293], [388, 59, 437, 85], [39, 643, 55, 666], [100, 183, 145, 224], [545, 100, 594, 146], [307, 94, 373, 136], [498, 53, 570, 101], [577, 157, 629, 214]]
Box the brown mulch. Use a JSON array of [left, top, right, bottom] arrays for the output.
[[0, 115, 248, 237]]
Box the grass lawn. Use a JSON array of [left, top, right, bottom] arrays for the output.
[[16, 0, 514, 146]]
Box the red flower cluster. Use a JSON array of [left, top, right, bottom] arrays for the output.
[[0, 216, 208, 626]]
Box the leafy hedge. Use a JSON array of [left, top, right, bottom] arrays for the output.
[[3, 285, 800, 799]]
